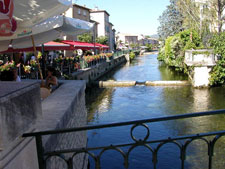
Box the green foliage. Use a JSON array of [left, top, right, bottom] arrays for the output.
[[192, 51, 211, 56], [184, 41, 196, 51], [158, 29, 202, 71], [96, 36, 108, 45], [129, 52, 136, 60], [209, 32, 225, 86], [145, 44, 153, 52], [209, 59, 225, 86], [210, 33, 225, 58], [158, 0, 183, 40], [130, 43, 139, 49], [78, 33, 92, 43]]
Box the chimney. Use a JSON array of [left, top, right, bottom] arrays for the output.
[[94, 6, 99, 11]]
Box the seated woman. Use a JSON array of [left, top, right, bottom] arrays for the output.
[[45, 67, 58, 91]]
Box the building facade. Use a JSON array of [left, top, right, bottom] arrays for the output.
[[139, 37, 159, 46], [90, 8, 115, 51], [117, 33, 139, 48], [64, 4, 98, 56], [65, 4, 97, 41]]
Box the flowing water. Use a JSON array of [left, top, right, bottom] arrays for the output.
[[86, 53, 225, 169]]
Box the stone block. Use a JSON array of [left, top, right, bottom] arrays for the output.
[[0, 82, 42, 150]]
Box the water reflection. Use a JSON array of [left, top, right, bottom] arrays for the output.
[[86, 54, 225, 169]]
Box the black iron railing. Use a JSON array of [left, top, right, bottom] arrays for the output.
[[23, 110, 225, 169]]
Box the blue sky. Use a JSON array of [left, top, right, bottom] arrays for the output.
[[74, 0, 170, 35]]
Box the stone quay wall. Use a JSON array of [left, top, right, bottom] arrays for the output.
[[0, 82, 42, 169], [72, 55, 127, 82], [37, 80, 88, 169]]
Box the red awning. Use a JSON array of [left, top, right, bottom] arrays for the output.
[[62, 40, 100, 50], [42, 41, 74, 51], [0, 41, 74, 53], [94, 43, 109, 49]]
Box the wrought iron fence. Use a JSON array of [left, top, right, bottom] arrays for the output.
[[23, 110, 225, 169], [113, 50, 130, 58]]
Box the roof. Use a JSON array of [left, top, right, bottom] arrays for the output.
[[73, 4, 91, 11], [90, 10, 110, 16]]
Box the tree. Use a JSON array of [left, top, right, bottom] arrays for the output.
[[77, 33, 92, 43], [209, 0, 225, 33], [96, 36, 108, 45], [157, 0, 183, 40], [177, 0, 225, 33], [176, 0, 216, 46], [177, 0, 201, 31]]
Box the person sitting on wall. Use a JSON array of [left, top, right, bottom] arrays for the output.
[[44, 66, 58, 91], [12, 68, 21, 82]]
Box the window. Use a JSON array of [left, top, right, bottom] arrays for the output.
[[105, 15, 109, 22], [105, 26, 110, 32], [83, 10, 87, 16], [78, 9, 81, 15]]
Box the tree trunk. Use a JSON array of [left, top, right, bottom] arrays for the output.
[[217, 0, 222, 33]]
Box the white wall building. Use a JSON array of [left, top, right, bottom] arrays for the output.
[[90, 8, 115, 51], [117, 33, 139, 45], [139, 37, 159, 46]]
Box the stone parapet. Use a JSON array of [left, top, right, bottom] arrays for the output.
[[0, 82, 42, 150]]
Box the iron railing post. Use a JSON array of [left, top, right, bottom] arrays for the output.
[[153, 150, 157, 169], [68, 157, 73, 169], [180, 145, 186, 169], [208, 141, 214, 169], [35, 135, 46, 169]]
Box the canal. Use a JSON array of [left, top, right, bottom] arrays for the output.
[[86, 53, 225, 169]]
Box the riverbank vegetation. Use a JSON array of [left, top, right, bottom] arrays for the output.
[[129, 51, 136, 60], [209, 32, 225, 86], [158, 29, 203, 71], [157, 0, 225, 86], [145, 44, 153, 52]]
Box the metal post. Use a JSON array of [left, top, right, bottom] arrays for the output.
[[35, 136, 46, 169], [31, 35, 44, 83], [93, 23, 96, 55], [41, 44, 46, 78], [208, 141, 214, 169], [68, 158, 73, 169]]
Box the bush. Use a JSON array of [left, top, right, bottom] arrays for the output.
[[145, 44, 153, 52], [209, 32, 225, 86], [209, 59, 225, 86], [158, 29, 202, 71], [129, 52, 136, 60]]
